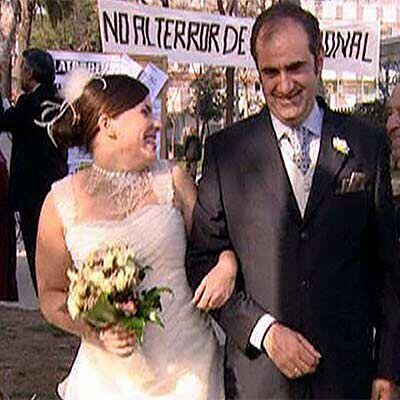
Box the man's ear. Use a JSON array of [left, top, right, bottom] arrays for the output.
[[24, 65, 34, 81], [315, 46, 324, 76]]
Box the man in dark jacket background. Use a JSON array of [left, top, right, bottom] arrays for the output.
[[0, 48, 67, 293]]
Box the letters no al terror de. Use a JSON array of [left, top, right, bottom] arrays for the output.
[[103, 11, 249, 56]]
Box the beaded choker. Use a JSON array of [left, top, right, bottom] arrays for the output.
[[85, 163, 153, 217]]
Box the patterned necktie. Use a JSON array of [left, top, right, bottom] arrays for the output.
[[286, 126, 313, 175]]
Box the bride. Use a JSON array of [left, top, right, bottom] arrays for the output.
[[35, 72, 238, 400]]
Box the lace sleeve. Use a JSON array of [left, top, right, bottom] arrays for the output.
[[51, 175, 76, 232]]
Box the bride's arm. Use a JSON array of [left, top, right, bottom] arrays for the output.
[[36, 192, 97, 340], [36, 192, 136, 356], [172, 164, 238, 310]]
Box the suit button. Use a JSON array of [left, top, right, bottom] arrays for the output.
[[300, 231, 308, 240]]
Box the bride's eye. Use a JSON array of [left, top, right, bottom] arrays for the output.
[[141, 105, 152, 117]]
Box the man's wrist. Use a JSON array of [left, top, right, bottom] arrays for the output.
[[249, 314, 276, 350]]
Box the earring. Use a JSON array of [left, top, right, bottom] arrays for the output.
[[108, 121, 118, 140]]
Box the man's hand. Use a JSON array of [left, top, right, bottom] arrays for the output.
[[371, 378, 398, 400], [192, 250, 237, 310], [263, 322, 321, 379]]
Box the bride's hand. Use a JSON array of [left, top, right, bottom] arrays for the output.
[[97, 326, 137, 357], [192, 250, 238, 311]]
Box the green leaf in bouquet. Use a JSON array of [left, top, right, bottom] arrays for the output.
[[116, 286, 173, 344], [138, 265, 152, 281], [153, 313, 165, 329], [83, 293, 119, 328], [142, 287, 173, 306], [121, 316, 146, 343]]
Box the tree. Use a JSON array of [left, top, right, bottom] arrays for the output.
[[31, 0, 101, 52], [272, 0, 300, 4], [0, 0, 20, 98], [18, 0, 36, 53], [217, 0, 238, 127], [14, 0, 39, 91], [190, 69, 224, 145]]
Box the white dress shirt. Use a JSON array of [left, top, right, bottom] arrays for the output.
[[249, 101, 324, 350]]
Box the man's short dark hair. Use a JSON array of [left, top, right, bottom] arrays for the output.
[[250, 3, 322, 67], [22, 48, 55, 85]]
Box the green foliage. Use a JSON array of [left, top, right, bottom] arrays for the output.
[[83, 293, 119, 328], [84, 288, 173, 344], [190, 69, 225, 125], [174, 143, 185, 159], [31, 0, 101, 52], [121, 287, 173, 343], [41, 0, 74, 28]]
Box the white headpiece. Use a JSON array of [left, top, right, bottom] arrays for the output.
[[35, 67, 107, 148], [62, 67, 94, 104]]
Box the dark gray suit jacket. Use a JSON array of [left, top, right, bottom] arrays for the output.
[[186, 101, 400, 399], [0, 84, 67, 211]]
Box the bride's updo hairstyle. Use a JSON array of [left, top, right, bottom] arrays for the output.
[[51, 73, 149, 150]]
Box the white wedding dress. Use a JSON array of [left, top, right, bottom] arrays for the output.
[[51, 160, 224, 400]]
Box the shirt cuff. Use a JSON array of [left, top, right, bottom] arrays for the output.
[[249, 313, 276, 351]]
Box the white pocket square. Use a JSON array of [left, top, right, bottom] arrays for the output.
[[339, 172, 366, 193]]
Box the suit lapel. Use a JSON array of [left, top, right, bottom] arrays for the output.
[[303, 107, 349, 224], [244, 108, 303, 226]]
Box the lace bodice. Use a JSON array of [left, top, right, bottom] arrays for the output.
[[52, 160, 179, 267]]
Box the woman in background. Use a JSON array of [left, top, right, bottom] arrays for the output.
[[0, 93, 17, 301]]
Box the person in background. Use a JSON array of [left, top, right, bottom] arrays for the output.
[[184, 134, 202, 181], [386, 83, 400, 240], [0, 48, 67, 294], [0, 86, 17, 301], [387, 84, 400, 165]]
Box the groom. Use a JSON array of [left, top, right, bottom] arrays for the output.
[[186, 3, 400, 399]]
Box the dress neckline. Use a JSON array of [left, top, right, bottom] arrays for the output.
[[67, 203, 178, 230]]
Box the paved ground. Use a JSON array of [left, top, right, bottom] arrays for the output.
[[1, 135, 38, 311], [0, 255, 38, 311], [0, 304, 79, 400]]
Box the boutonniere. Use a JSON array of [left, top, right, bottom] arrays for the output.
[[332, 136, 350, 156]]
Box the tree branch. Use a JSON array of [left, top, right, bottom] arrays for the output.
[[217, 0, 225, 15]]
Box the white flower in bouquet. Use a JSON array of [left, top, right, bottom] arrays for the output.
[[115, 269, 129, 292], [67, 292, 82, 320], [103, 250, 116, 271], [89, 270, 106, 287], [149, 311, 157, 322], [116, 249, 130, 267], [66, 245, 172, 343]]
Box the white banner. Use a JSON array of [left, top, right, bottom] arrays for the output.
[[98, 0, 380, 78], [49, 50, 143, 88], [98, 0, 254, 68], [321, 21, 380, 78]]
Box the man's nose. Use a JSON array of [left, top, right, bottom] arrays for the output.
[[277, 71, 294, 95]]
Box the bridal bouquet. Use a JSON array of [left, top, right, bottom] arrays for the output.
[[66, 245, 171, 343]]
